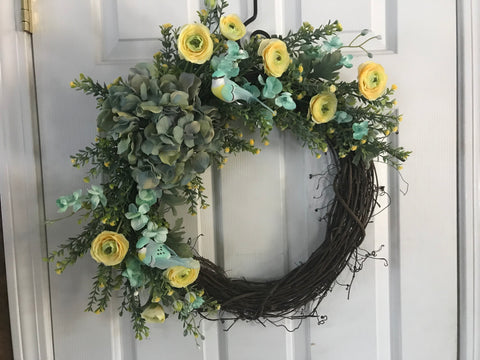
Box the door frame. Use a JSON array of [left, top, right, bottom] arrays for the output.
[[0, 0, 475, 358], [0, 0, 54, 359], [458, 1, 480, 359]]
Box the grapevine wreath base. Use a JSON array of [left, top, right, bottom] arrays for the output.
[[196, 155, 379, 322]]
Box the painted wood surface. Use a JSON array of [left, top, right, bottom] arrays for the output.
[[24, 0, 458, 359]]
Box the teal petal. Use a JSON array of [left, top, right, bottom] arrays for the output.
[[262, 77, 282, 99], [339, 54, 353, 68], [335, 111, 353, 123], [275, 92, 296, 110], [352, 120, 369, 140]]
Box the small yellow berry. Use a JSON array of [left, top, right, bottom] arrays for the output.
[[202, 205, 208, 209], [71, 158, 76, 164], [391, 84, 398, 90], [167, 289, 174, 296], [224, 147, 230, 153], [249, 139, 255, 146], [398, 166, 403, 170], [336, 22, 343, 31], [393, 100, 398, 105], [255, 149, 261, 155], [198, 289, 205, 296], [218, 164, 224, 169], [298, 64, 304, 73], [162, 23, 173, 29], [263, 140, 270, 146], [384, 130, 390, 136], [94, 309, 103, 314], [238, 132, 243, 138], [161, 64, 168, 69], [69, 81, 75, 88], [222, 158, 228, 164], [109, 221, 116, 226], [329, 85, 337, 93], [328, 128, 335, 134], [104, 161, 110, 168], [101, 218, 108, 224], [152, 296, 161, 303], [316, 154, 322, 159], [106, 83, 112, 90], [298, 76, 303, 82], [214, 37, 219, 43], [351, 145, 358, 151], [272, 111, 277, 117], [55, 268, 63, 275], [340, 154, 346, 158], [296, 93, 304, 100], [398, 116, 403, 122], [393, 126, 398, 132], [216, 304, 221, 310], [361, 139, 367, 144], [98, 283, 105, 288]]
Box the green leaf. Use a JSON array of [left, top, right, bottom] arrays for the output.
[[168, 242, 193, 258], [312, 50, 342, 80], [191, 151, 210, 173], [117, 137, 131, 154], [159, 151, 180, 165], [170, 91, 189, 107], [156, 116, 172, 134], [173, 126, 184, 143], [184, 121, 201, 135]]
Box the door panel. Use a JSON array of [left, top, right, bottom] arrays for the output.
[[32, 0, 457, 359]]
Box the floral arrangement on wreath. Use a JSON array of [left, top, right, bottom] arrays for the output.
[[46, 0, 409, 341]]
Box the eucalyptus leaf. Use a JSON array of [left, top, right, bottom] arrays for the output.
[[191, 151, 210, 173]]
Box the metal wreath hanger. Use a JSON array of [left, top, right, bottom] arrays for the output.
[[243, 0, 271, 38]]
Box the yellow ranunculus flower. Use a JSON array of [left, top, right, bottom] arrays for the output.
[[258, 39, 290, 77], [90, 231, 129, 266], [141, 303, 166, 323], [177, 23, 213, 64], [220, 14, 246, 41], [309, 93, 338, 124], [164, 266, 200, 288], [357, 62, 388, 100]]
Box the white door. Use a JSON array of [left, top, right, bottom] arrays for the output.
[[32, 0, 457, 359]]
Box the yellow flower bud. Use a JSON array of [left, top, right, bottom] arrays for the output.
[[167, 289, 174, 296], [384, 130, 390, 136], [393, 100, 398, 105], [104, 161, 110, 168], [152, 296, 161, 303], [55, 268, 63, 275], [255, 149, 261, 155], [296, 93, 304, 100], [329, 85, 337, 93], [238, 132, 243, 138], [162, 23, 173, 29], [391, 84, 398, 90], [393, 126, 398, 132], [109, 221, 116, 227], [69, 81, 76, 88], [224, 147, 230, 153], [316, 154, 322, 159], [398, 165, 403, 170], [263, 140, 270, 146], [298, 76, 303, 82], [399, 116, 403, 122], [361, 139, 367, 144], [298, 64, 304, 73], [351, 145, 358, 151], [249, 139, 255, 146]]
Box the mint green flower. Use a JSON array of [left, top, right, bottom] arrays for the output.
[[352, 120, 369, 140], [122, 256, 146, 287], [339, 54, 353, 68], [87, 185, 107, 209], [275, 92, 296, 110], [335, 111, 353, 123], [135, 189, 160, 207], [262, 77, 282, 99], [322, 36, 342, 52], [140, 222, 168, 243], [56, 190, 83, 213], [125, 203, 150, 231]]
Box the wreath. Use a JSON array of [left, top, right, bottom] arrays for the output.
[[47, 0, 409, 340]]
